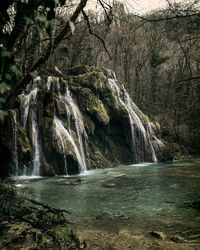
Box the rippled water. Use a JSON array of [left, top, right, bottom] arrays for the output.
[[14, 158, 200, 237]]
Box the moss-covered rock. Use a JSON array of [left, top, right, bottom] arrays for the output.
[[141, 114, 150, 125], [1, 65, 174, 178], [76, 71, 107, 92], [83, 114, 95, 135], [88, 143, 110, 169], [17, 124, 32, 161], [42, 92, 55, 119], [67, 65, 101, 76], [78, 88, 110, 125]]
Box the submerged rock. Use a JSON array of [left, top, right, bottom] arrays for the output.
[[150, 231, 167, 240]]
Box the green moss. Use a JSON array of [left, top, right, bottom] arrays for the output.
[[101, 90, 120, 109], [142, 114, 150, 125], [169, 142, 186, 160], [79, 88, 109, 125], [77, 71, 107, 92], [89, 147, 109, 169]]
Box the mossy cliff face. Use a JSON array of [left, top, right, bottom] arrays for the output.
[[2, 66, 172, 176], [78, 88, 109, 125]]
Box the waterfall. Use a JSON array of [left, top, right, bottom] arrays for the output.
[[53, 116, 68, 175], [48, 76, 88, 173], [19, 79, 41, 175], [54, 116, 86, 172], [11, 68, 164, 177], [31, 98, 41, 176], [64, 87, 87, 172], [105, 69, 157, 163], [147, 122, 164, 151], [10, 110, 19, 175]]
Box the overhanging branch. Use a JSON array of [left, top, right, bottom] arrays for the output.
[[6, 0, 88, 104]]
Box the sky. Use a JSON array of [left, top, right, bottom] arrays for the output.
[[125, 0, 168, 13], [85, 0, 184, 14]]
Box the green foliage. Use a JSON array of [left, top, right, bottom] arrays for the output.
[[0, 110, 7, 121], [142, 114, 150, 125], [0, 0, 67, 121], [0, 83, 10, 94]]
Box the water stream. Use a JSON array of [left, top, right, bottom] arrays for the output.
[[53, 80, 88, 173], [105, 69, 157, 163], [10, 110, 19, 175], [54, 116, 86, 173], [19, 81, 41, 175], [64, 86, 87, 172]]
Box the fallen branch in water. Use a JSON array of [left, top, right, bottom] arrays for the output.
[[26, 198, 71, 214]]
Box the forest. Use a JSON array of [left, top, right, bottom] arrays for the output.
[[0, 0, 200, 249]]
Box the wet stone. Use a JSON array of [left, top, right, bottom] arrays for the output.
[[150, 231, 167, 240]]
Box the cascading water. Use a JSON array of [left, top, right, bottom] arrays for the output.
[[105, 69, 157, 163], [53, 116, 68, 175], [48, 76, 88, 173], [64, 87, 87, 172], [54, 116, 86, 172], [10, 110, 19, 175], [10, 68, 169, 177], [19, 78, 41, 175], [147, 122, 164, 151]]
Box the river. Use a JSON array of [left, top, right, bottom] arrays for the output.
[[14, 158, 200, 243]]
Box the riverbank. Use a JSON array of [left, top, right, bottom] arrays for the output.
[[1, 217, 199, 249], [2, 158, 200, 249], [0, 181, 85, 249], [76, 227, 199, 250], [1, 181, 200, 249]]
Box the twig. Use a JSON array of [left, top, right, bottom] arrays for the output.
[[26, 198, 71, 214], [82, 10, 111, 61]]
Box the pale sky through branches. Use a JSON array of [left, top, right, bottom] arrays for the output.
[[126, 0, 168, 13], [86, 0, 185, 13]]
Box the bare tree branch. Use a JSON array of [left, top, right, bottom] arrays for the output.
[[82, 10, 112, 62], [133, 12, 200, 23]]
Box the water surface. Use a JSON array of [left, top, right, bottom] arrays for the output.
[[15, 158, 200, 237]]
